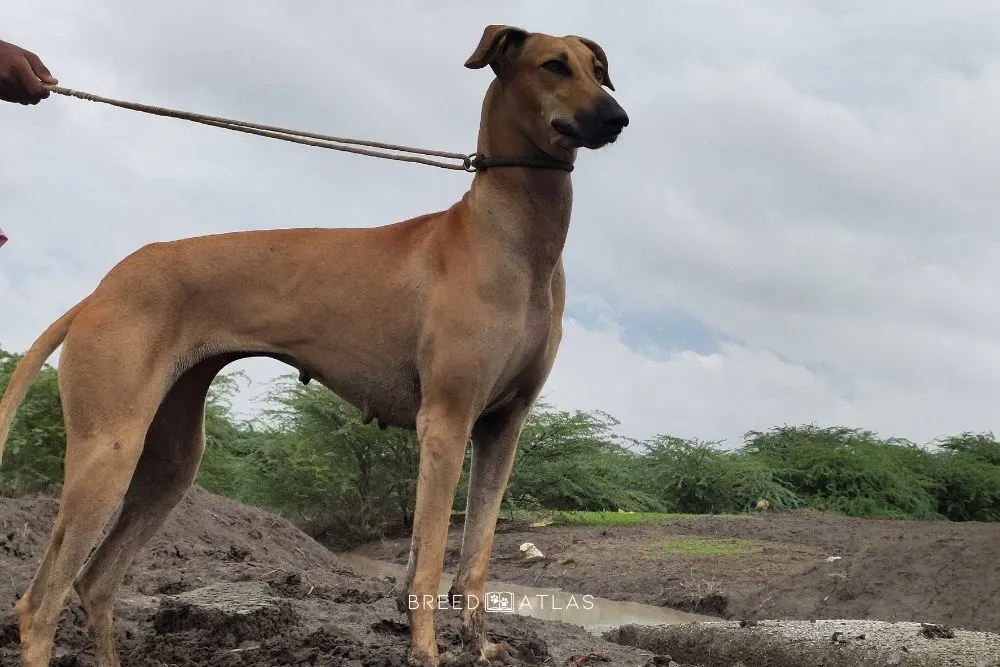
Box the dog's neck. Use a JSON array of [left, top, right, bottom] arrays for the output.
[[465, 79, 575, 280]]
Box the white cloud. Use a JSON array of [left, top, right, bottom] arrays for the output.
[[3, 1, 1000, 450], [545, 318, 856, 446]]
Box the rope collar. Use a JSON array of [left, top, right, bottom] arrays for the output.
[[466, 153, 574, 173]]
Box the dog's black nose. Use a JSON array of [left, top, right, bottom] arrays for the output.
[[599, 101, 629, 133]]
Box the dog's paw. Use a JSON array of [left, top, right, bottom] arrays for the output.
[[409, 650, 441, 667], [395, 587, 415, 616], [478, 640, 514, 665]]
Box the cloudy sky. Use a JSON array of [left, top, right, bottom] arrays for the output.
[[3, 1, 1000, 448]]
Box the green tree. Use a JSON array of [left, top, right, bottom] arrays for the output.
[[741, 425, 939, 519], [0, 349, 66, 495], [10, 343, 1000, 534], [195, 371, 261, 500], [931, 432, 1000, 521], [251, 376, 421, 545], [502, 403, 662, 513], [639, 435, 801, 514]]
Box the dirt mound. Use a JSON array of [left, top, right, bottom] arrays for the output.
[[0, 488, 664, 666], [149, 582, 299, 642], [1, 486, 360, 604]]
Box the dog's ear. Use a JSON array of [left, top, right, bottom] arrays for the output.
[[465, 25, 530, 74], [571, 36, 615, 91]]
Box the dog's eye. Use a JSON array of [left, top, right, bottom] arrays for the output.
[[541, 59, 572, 77], [594, 65, 606, 83]]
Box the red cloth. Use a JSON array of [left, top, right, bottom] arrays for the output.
[[0, 227, 6, 249]]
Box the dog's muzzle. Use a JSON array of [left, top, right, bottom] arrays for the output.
[[553, 99, 629, 149]]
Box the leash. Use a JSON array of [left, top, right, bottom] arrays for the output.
[[43, 85, 574, 173]]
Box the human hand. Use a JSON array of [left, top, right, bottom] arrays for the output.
[[0, 40, 57, 104]]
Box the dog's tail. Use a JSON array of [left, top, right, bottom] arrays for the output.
[[0, 299, 87, 465]]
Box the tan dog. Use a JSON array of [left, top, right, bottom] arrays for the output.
[[0, 24, 628, 666]]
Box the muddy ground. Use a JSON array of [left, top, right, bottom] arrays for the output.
[[353, 509, 1000, 634], [4, 489, 1000, 666], [0, 488, 678, 666]]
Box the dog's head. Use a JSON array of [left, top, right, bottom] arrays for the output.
[[465, 25, 629, 154]]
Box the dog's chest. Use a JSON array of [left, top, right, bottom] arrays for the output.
[[493, 298, 558, 387], [479, 323, 554, 418]]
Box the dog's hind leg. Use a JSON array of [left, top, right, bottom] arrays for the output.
[[72, 358, 226, 667], [448, 401, 530, 661], [13, 323, 174, 667]]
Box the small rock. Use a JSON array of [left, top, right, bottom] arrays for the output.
[[639, 656, 673, 667], [520, 542, 544, 560], [918, 623, 955, 639]]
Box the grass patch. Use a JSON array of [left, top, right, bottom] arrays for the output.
[[652, 536, 762, 557], [548, 510, 739, 526]]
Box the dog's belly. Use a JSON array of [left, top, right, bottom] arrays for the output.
[[286, 313, 553, 433], [292, 349, 422, 430]]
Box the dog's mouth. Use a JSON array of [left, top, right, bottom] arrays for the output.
[[551, 119, 622, 149]]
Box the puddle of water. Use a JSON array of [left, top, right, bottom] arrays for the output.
[[339, 554, 713, 632]]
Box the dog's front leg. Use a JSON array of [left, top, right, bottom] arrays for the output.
[[448, 401, 530, 663], [398, 396, 476, 667]]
